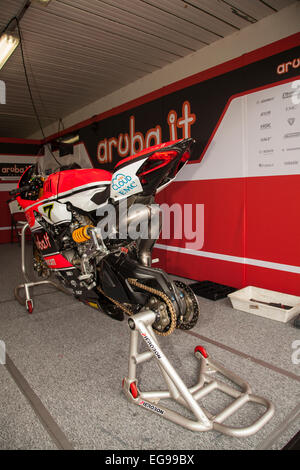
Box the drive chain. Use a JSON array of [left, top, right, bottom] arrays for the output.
[[97, 278, 177, 336]]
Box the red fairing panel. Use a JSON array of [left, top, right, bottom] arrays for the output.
[[44, 254, 74, 270], [44, 168, 112, 196]]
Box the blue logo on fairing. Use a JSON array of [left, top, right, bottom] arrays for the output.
[[112, 173, 137, 195]]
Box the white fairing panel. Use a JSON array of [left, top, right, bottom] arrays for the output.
[[38, 200, 72, 225], [110, 158, 147, 201], [59, 186, 110, 211]]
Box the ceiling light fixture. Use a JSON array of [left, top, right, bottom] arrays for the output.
[[58, 134, 80, 145], [0, 33, 20, 70], [32, 0, 52, 5]]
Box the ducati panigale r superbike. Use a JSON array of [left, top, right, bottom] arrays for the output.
[[9, 138, 199, 336]]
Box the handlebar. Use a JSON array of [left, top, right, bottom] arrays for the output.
[[9, 184, 31, 198]]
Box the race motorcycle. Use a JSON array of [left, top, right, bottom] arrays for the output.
[[9, 138, 199, 336]]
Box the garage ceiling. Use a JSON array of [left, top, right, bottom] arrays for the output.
[[0, 0, 295, 139]]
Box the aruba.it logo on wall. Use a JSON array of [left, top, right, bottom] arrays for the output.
[[96, 101, 196, 165], [277, 57, 300, 75], [0, 163, 31, 179]]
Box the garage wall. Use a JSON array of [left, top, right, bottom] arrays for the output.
[[153, 75, 300, 296], [35, 32, 300, 296], [0, 139, 41, 243]]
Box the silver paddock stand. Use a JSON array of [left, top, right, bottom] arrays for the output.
[[14, 223, 70, 314], [122, 309, 275, 437]]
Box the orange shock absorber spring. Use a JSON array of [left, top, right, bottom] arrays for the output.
[[72, 225, 94, 243]]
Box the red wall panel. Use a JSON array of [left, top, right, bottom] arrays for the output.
[[245, 175, 300, 266]]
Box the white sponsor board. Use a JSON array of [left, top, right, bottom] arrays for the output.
[[177, 80, 300, 182]]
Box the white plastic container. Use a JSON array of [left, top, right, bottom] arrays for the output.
[[228, 286, 300, 323]]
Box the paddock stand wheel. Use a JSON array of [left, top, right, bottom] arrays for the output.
[[130, 382, 139, 399], [122, 308, 275, 437], [25, 299, 33, 314], [194, 345, 209, 359]]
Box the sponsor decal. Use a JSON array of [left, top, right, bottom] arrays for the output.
[[259, 163, 274, 168], [112, 173, 138, 196], [45, 257, 56, 267], [286, 105, 297, 112], [284, 132, 300, 139], [139, 400, 165, 415], [44, 254, 73, 269], [283, 91, 294, 100], [141, 332, 162, 359], [260, 110, 271, 117], [260, 123, 271, 130], [257, 97, 274, 104], [34, 232, 51, 251], [25, 210, 34, 227], [42, 203, 54, 220]]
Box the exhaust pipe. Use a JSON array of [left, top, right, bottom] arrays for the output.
[[125, 204, 162, 267]]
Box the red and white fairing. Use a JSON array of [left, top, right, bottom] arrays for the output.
[[18, 168, 112, 230]]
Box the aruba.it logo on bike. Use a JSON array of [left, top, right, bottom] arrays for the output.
[[112, 173, 138, 196]]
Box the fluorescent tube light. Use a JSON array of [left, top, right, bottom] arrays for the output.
[[32, 0, 52, 4], [0, 34, 19, 70], [58, 134, 80, 145]]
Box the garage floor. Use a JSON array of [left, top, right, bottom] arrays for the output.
[[0, 242, 299, 450]]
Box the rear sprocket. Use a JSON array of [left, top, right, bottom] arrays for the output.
[[174, 280, 199, 330]]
